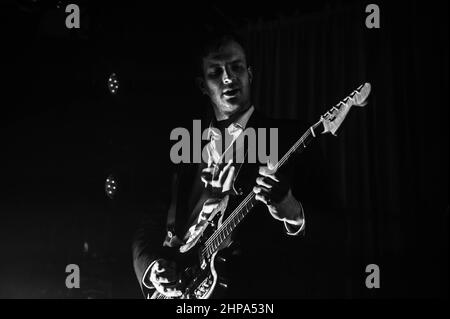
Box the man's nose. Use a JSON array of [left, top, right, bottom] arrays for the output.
[[222, 67, 234, 85]]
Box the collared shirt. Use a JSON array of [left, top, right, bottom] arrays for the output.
[[205, 105, 255, 166]]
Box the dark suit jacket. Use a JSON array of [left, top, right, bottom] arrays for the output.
[[132, 110, 339, 298]]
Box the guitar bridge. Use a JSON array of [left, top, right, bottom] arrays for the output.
[[194, 275, 214, 298]]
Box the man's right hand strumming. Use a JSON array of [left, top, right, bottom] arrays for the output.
[[149, 259, 183, 298]]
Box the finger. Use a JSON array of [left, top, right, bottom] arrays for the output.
[[151, 267, 167, 281], [153, 269, 179, 285], [255, 193, 269, 205], [202, 201, 220, 214], [201, 175, 211, 187], [253, 185, 271, 193], [256, 176, 273, 189], [154, 283, 182, 298], [202, 166, 215, 173], [154, 261, 165, 273], [204, 198, 222, 205], [211, 161, 234, 189], [217, 160, 233, 183], [259, 161, 277, 174], [201, 167, 215, 177], [163, 287, 183, 298], [206, 145, 213, 167], [267, 160, 278, 172], [157, 260, 177, 274], [202, 167, 218, 187], [150, 271, 163, 286], [159, 268, 178, 280], [222, 166, 235, 191], [259, 166, 279, 182], [201, 167, 214, 185], [253, 187, 275, 205], [157, 275, 180, 285], [157, 271, 183, 296], [154, 275, 172, 284]]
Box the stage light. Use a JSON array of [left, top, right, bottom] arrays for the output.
[[105, 174, 118, 199], [108, 73, 119, 95]]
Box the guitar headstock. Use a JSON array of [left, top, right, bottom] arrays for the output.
[[321, 83, 371, 135]]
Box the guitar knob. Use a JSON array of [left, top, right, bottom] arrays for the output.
[[216, 256, 226, 263], [218, 276, 228, 288]]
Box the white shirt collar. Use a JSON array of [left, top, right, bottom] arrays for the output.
[[208, 105, 255, 139], [231, 105, 255, 131]]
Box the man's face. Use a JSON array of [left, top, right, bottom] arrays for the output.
[[200, 41, 252, 120]]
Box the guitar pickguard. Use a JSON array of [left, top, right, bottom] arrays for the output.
[[179, 195, 229, 253]]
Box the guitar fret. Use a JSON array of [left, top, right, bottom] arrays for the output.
[[225, 224, 231, 237]]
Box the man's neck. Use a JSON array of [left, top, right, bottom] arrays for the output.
[[214, 103, 252, 122], [212, 105, 255, 132]]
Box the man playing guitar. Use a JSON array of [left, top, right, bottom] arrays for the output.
[[132, 30, 336, 299]]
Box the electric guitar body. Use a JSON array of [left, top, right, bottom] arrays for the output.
[[148, 193, 243, 299]]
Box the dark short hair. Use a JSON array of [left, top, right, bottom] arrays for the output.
[[194, 30, 249, 77]]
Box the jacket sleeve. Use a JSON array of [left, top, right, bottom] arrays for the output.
[[132, 210, 172, 295], [132, 172, 179, 295]]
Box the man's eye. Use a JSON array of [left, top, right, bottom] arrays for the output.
[[231, 64, 245, 72], [208, 69, 222, 77]]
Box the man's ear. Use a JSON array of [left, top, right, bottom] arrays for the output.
[[196, 77, 208, 95], [248, 66, 253, 84]]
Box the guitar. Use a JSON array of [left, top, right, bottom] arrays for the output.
[[147, 83, 371, 299]]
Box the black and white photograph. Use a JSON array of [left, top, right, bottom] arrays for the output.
[[0, 0, 447, 305]]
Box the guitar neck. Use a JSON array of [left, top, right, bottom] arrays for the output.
[[201, 120, 323, 259]]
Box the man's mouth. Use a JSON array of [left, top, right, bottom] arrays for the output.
[[223, 88, 240, 98]]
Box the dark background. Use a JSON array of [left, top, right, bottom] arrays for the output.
[[0, 0, 447, 298]]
